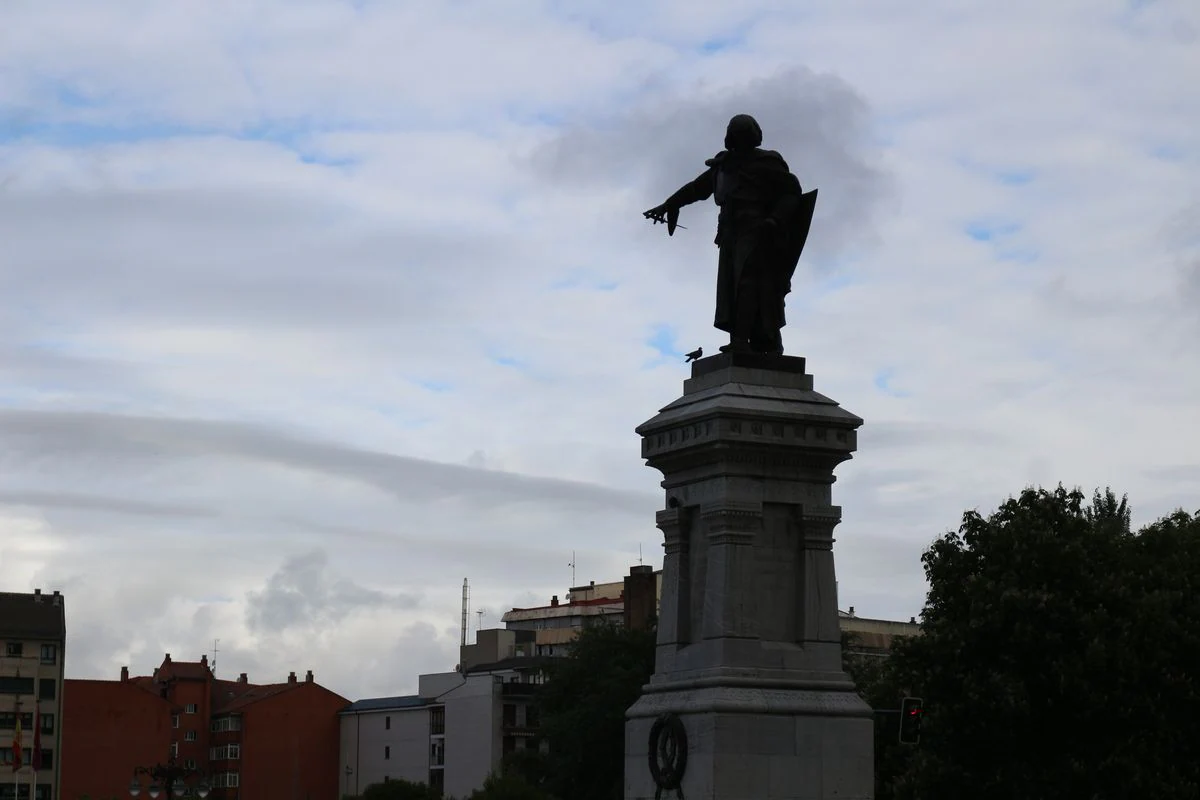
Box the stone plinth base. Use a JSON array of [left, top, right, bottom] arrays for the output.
[[625, 352, 873, 799], [624, 683, 873, 800]]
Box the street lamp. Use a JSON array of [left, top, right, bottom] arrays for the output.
[[129, 759, 210, 798]]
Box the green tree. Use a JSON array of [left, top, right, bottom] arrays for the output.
[[356, 777, 443, 800], [842, 630, 919, 800], [882, 485, 1200, 799], [467, 771, 554, 800], [535, 619, 657, 800]]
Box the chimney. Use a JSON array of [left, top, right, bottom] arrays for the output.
[[120, 666, 129, 682], [550, 595, 559, 607], [164, 653, 172, 663], [52, 590, 61, 606], [623, 564, 657, 632], [200, 655, 208, 668], [848, 606, 855, 617], [33, 589, 42, 603], [287, 671, 297, 685], [238, 673, 248, 684], [909, 617, 917, 624], [305, 670, 314, 683]]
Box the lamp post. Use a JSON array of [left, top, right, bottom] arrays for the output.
[[128, 759, 210, 798]]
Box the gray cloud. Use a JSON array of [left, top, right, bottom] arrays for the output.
[[244, 549, 417, 634], [0, 409, 657, 514], [0, 490, 214, 519]]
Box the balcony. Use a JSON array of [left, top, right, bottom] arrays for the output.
[[500, 682, 541, 698]]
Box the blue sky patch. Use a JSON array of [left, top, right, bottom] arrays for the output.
[[965, 221, 1021, 242], [996, 169, 1035, 186], [489, 353, 527, 369], [646, 324, 678, 359], [873, 368, 910, 398]]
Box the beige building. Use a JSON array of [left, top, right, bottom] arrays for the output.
[[1, 588, 66, 800], [839, 606, 922, 656], [501, 566, 663, 656]]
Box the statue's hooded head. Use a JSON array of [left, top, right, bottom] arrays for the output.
[[724, 114, 763, 151]]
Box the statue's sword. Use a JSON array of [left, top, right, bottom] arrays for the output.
[[643, 211, 687, 232]]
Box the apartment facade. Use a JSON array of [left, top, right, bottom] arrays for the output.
[[62, 655, 347, 800], [501, 566, 662, 656], [0, 588, 66, 800], [342, 639, 548, 799]]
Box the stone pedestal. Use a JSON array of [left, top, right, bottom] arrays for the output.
[[624, 353, 873, 800]]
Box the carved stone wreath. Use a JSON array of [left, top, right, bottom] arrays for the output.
[[648, 712, 688, 799]]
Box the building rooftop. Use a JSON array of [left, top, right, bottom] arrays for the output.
[[464, 655, 551, 676], [0, 590, 66, 639], [340, 694, 430, 714]]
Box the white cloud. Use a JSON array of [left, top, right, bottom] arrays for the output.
[[1, 0, 1198, 700]]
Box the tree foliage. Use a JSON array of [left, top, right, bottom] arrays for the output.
[[351, 778, 443, 800], [877, 485, 1200, 799], [531, 619, 657, 800], [466, 771, 554, 800]]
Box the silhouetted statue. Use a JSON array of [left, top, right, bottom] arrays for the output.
[[645, 114, 816, 355]]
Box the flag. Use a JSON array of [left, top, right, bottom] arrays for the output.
[[32, 708, 41, 771], [10, 712, 21, 772]]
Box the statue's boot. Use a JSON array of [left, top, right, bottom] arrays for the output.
[[719, 338, 753, 354]]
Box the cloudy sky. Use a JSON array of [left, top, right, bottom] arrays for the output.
[[1, 0, 1197, 701]]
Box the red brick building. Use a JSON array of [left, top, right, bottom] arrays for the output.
[[62, 654, 347, 800]]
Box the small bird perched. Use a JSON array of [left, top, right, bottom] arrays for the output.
[[684, 347, 703, 362]]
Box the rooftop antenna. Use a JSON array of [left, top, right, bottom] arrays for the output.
[[639, 544, 643, 566], [568, 551, 576, 587], [476, 608, 487, 636], [211, 638, 219, 676], [460, 579, 470, 648]]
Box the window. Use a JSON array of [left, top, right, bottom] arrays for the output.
[[170, 742, 178, 758], [0, 780, 51, 799], [172, 715, 180, 729], [212, 773, 240, 789], [385, 715, 391, 730], [430, 741, 444, 766], [429, 770, 445, 792], [384, 745, 390, 760], [502, 704, 517, 727], [184, 704, 197, 714], [526, 705, 540, 728], [184, 759, 197, 769], [39, 645, 56, 665], [37, 680, 55, 701], [38, 750, 53, 769], [0, 677, 33, 695], [210, 716, 242, 732], [4, 643, 22, 657], [210, 744, 240, 760], [185, 731, 197, 742], [0, 713, 32, 730], [429, 706, 445, 735], [40, 714, 53, 734]]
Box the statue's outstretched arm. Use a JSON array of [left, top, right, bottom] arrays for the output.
[[664, 170, 714, 210]]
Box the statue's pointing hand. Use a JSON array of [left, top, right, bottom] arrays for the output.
[[643, 204, 682, 236]]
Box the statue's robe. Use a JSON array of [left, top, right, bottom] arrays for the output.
[[665, 148, 812, 354]]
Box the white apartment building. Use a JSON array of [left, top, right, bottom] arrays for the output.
[[340, 632, 545, 799]]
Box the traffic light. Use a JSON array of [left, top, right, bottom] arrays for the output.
[[898, 696, 923, 744]]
